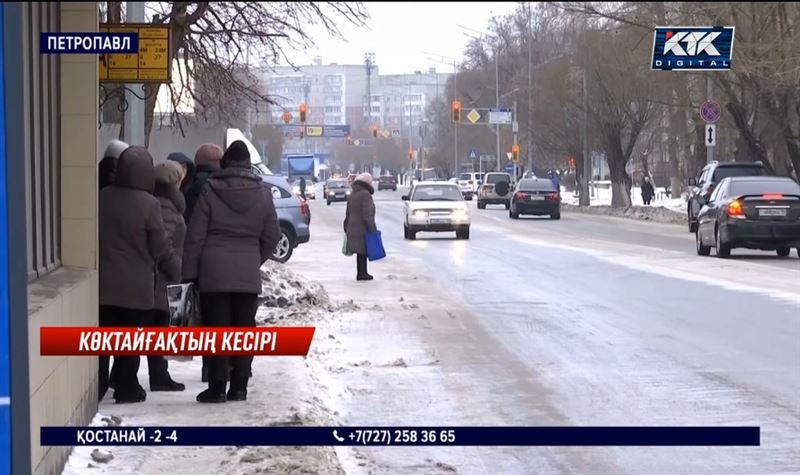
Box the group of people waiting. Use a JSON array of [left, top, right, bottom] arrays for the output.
[[98, 139, 281, 404]]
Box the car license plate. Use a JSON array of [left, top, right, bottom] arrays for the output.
[[530, 196, 545, 201], [759, 208, 787, 217], [430, 218, 450, 224]]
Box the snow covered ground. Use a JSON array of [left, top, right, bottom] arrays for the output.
[[561, 185, 688, 214]]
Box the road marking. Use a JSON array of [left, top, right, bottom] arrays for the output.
[[0, 397, 9, 405]]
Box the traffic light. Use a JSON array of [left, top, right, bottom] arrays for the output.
[[299, 128, 305, 139], [372, 125, 378, 138], [299, 103, 307, 123], [511, 144, 520, 163], [347, 135, 353, 145], [451, 100, 461, 123], [408, 149, 413, 161]]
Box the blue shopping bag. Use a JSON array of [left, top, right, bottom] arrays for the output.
[[364, 230, 386, 261]]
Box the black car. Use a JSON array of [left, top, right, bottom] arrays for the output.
[[695, 176, 800, 258], [378, 175, 398, 191], [509, 178, 561, 220], [687, 161, 771, 232], [325, 179, 351, 205]]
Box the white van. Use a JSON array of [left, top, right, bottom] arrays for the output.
[[225, 128, 272, 175], [457, 172, 485, 199]]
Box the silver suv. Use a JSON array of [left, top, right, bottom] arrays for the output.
[[261, 174, 311, 263], [477, 172, 514, 210]]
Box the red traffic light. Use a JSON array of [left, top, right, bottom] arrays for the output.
[[299, 103, 307, 123], [451, 100, 461, 123], [372, 125, 378, 138]]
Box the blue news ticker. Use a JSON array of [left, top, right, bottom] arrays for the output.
[[40, 33, 138, 54], [42, 426, 761, 447]]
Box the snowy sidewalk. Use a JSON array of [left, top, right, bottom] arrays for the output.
[[63, 263, 350, 475]]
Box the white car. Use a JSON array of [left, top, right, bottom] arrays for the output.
[[292, 181, 316, 200], [457, 172, 484, 200], [402, 182, 471, 240]]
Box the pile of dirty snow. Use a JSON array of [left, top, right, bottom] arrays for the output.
[[563, 203, 685, 225], [257, 262, 361, 326]]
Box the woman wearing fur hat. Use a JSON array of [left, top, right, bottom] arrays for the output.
[[344, 173, 377, 281]]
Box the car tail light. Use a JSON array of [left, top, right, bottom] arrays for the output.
[[727, 199, 744, 219], [514, 192, 527, 201], [762, 193, 783, 200], [298, 197, 307, 215], [545, 192, 559, 201]]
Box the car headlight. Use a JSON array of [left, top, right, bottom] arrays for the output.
[[345, 190, 351, 195], [413, 209, 428, 217], [452, 209, 468, 218], [329, 191, 335, 196]]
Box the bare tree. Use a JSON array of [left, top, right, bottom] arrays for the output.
[[100, 1, 369, 147]]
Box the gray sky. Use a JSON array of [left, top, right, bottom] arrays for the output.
[[280, 2, 520, 74]]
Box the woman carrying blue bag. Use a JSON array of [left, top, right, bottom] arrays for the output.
[[344, 173, 384, 280]]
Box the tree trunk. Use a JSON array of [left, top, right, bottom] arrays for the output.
[[576, 151, 590, 206], [606, 134, 631, 208]]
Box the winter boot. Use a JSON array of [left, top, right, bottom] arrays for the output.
[[201, 364, 208, 383], [150, 375, 186, 392], [115, 385, 146, 404], [226, 378, 248, 402], [197, 381, 227, 403], [356, 274, 374, 281]]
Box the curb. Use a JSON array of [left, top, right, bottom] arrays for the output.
[[562, 203, 686, 226]]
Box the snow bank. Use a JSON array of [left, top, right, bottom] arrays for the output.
[[257, 262, 361, 326], [563, 202, 685, 225]]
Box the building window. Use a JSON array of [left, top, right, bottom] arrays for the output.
[[24, 2, 62, 281]]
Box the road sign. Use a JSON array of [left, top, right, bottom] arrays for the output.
[[99, 23, 171, 83], [382, 129, 391, 139], [306, 126, 323, 137], [353, 139, 361, 146], [468, 148, 477, 160], [512, 121, 519, 133], [506, 152, 513, 160], [489, 108, 513, 124], [480, 154, 495, 163], [466, 109, 481, 124], [391, 128, 401, 138], [504, 163, 515, 173], [281, 112, 293, 124], [705, 124, 717, 147], [700, 101, 722, 124]]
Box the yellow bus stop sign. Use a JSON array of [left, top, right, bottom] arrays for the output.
[[99, 23, 171, 83]]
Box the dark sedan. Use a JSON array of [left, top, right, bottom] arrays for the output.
[[509, 178, 561, 220], [696, 176, 800, 258], [325, 179, 351, 205]]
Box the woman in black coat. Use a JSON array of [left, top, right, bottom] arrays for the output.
[[344, 173, 377, 281]]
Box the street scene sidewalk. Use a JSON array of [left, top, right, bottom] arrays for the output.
[[64, 190, 799, 474]]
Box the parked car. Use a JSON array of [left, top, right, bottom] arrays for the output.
[[477, 172, 514, 209], [687, 161, 770, 232], [260, 175, 311, 263], [509, 178, 561, 220], [378, 175, 398, 191], [325, 179, 351, 205], [695, 176, 800, 258], [402, 182, 470, 240]]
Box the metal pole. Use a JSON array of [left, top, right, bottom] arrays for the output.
[[495, 44, 501, 171], [706, 74, 714, 164], [454, 60, 458, 178], [527, 1, 533, 174], [124, 1, 145, 146], [582, 22, 591, 205], [513, 100, 518, 179]]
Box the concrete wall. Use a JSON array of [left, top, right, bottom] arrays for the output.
[[27, 3, 99, 474]]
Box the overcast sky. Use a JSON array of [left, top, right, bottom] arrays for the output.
[[279, 2, 520, 74]]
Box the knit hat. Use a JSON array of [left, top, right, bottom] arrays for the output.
[[194, 143, 224, 168], [154, 161, 183, 187], [222, 140, 250, 168], [103, 139, 129, 160]]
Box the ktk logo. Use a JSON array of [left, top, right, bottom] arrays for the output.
[[663, 31, 721, 56], [652, 26, 735, 71]]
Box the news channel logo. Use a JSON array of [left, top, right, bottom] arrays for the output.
[[651, 27, 735, 71]]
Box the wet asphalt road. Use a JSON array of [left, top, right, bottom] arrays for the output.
[[302, 187, 799, 474]]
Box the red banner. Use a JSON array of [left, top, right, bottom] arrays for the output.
[[40, 327, 316, 356]]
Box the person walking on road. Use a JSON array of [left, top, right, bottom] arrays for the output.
[[182, 140, 281, 404], [184, 143, 224, 222], [299, 176, 307, 200], [641, 176, 655, 206], [344, 173, 377, 281], [99, 146, 179, 404], [148, 161, 188, 392]]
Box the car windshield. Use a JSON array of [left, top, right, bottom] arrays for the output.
[[380, 176, 396, 181], [328, 181, 348, 189], [712, 166, 768, 181], [412, 185, 463, 201], [730, 180, 800, 196], [486, 174, 510, 185], [459, 173, 472, 181], [519, 179, 557, 192]]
